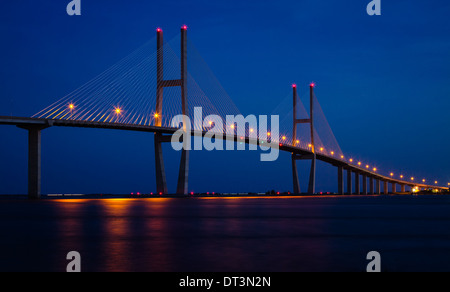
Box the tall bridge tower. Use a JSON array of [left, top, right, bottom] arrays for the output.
[[291, 84, 317, 194], [154, 26, 190, 195]]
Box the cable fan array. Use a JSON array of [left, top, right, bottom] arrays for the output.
[[33, 35, 241, 131], [32, 33, 345, 159]]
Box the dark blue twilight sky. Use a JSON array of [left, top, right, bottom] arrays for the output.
[[0, 0, 449, 194]]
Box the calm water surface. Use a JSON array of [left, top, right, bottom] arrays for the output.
[[1, 195, 450, 272]]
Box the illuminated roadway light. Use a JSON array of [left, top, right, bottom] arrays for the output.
[[366, 165, 370, 169], [331, 151, 335, 155], [349, 159, 353, 163], [411, 177, 415, 181], [267, 132, 271, 136], [282, 136, 286, 141], [250, 128, 254, 133], [320, 147, 324, 152], [68, 104, 75, 110], [341, 155, 345, 159], [390, 173, 394, 177], [400, 175, 404, 179], [154, 113, 159, 118], [435, 181, 438, 184], [422, 179, 426, 183], [309, 144, 312, 148], [358, 162, 362, 166], [373, 168, 377, 172], [115, 107, 122, 115], [296, 140, 300, 144]]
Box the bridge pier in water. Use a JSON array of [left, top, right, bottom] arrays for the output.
[[362, 174, 368, 195], [369, 177, 374, 195], [337, 166, 344, 195], [28, 127, 42, 200], [17, 124, 50, 199], [355, 172, 360, 195], [401, 185, 406, 192], [376, 179, 381, 195], [346, 169, 352, 195]]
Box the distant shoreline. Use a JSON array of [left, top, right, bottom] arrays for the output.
[[0, 192, 449, 200]]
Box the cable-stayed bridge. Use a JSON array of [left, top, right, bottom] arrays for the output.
[[0, 26, 447, 199]]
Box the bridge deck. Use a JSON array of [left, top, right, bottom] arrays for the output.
[[0, 116, 446, 191]]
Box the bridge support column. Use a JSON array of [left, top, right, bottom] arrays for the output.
[[355, 172, 360, 195], [362, 174, 368, 195], [28, 127, 42, 200], [154, 133, 168, 195], [401, 185, 406, 192], [308, 157, 316, 194], [384, 181, 389, 195], [292, 156, 301, 194], [392, 182, 397, 193], [369, 177, 374, 195], [347, 169, 352, 195], [338, 166, 344, 195], [18, 125, 50, 199], [376, 179, 381, 195]]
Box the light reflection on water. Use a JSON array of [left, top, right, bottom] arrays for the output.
[[1, 195, 450, 272]]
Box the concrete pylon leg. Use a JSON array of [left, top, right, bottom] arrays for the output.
[[384, 181, 389, 194], [369, 177, 374, 195], [28, 127, 42, 200], [363, 175, 368, 195], [338, 166, 344, 195], [376, 180, 381, 195], [355, 173, 360, 195], [292, 156, 301, 194], [154, 133, 168, 195], [392, 183, 397, 193], [347, 169, 353, 195], [401, 185, 406, 192], [308, 156, 316, 194], [176, 149, 189, 195]]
